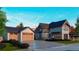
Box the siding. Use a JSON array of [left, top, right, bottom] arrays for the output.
[[42, 33, 49, 39], [62, 23, 70, 39], [49, 27, 62, 33], [8, 32, 18, 41]]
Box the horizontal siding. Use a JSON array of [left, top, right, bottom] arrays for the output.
[[50, 27, 62, 33]]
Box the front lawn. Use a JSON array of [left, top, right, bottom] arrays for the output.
[[0, 43, 20, 51], [46, 39, 79, 44], [54, 40, 79, 44]]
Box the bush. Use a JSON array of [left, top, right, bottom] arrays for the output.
[[0, 43, 6, 49], [8, 40, 29, 49], [18, 43, 29, 49], [8, 40, 20, 47], [1, 40, 9, 43]]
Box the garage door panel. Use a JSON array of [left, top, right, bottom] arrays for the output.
[[22, 33, 34, 42]]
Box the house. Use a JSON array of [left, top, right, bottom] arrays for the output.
[[35, 20, 71, 40], [69, 26, 76, 33], [49, 20, 70, 40], [5, 27, 34, 43], [35, 23, 49, 40], [69, 27, 79, 40]]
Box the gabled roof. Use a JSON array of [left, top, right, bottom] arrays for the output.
[[6, 27, 34, 33], [49, 20, 67, 28], [35, 23, 49, 33], [39, 23, 49, 29]]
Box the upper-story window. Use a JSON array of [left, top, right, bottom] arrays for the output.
[[63, 25, 69, 31]]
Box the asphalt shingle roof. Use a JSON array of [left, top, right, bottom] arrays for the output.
[[6, 27, 25, 33], [49, 20, 66, 28], [5, 27, 34, 33]]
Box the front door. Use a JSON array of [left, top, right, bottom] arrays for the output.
[[64, 34, 68, 39]]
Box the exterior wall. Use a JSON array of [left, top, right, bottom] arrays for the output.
[[35, 28, 49, 40], [62, 23, 70, 39], [8, 32, 18, 41], [21, 28, 34, 43], [49, 33, 62, 39], [49, 27, 62, 33], [52, 33, 62, 39], [49, 27, 62, 39], [0, 36, 3, 42], [42, 33, 49, 39], [35, 33, 42, 40]]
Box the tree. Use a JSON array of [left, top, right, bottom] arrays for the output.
[[75, 17, 79, 33], [19, 23, 24, 28], [16, 22, 24, 28], [0, 8, 7, 37]]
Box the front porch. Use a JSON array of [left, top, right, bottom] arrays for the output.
[[49, 32, 70, 40]]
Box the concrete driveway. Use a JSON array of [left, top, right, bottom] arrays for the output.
[[19, 40, 79, 51], [24, 40, 65, 51]]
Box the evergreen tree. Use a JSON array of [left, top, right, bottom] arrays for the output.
[[75, 17, 79, 33], [16, 22, 24, 28], [19, 23, 24, 28], [0, 8, 7, 36]]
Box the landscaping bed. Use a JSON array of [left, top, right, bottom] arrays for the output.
[[0, 40, 29, 51]]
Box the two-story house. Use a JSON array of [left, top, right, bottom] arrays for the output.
[[35, 20, 70, 40], [35, 23, 49, 40], [49, 20, 70, 40]]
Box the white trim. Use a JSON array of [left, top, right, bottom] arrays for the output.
[[7, 33, 9, 40], [20, 32, 23, 43]]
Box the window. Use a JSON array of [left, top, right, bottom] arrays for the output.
[[10, 32, 14, 35]]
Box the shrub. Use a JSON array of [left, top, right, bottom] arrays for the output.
[[8, 40, 20, 47], [8, 40, 29, 49], [0, 43, 6, 49], [18, 43, 29, 49], [1, 40, 9, 43]]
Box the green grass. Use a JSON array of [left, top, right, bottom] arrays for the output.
[[0, 43, 20, 51], [54, 40, 79, 44]]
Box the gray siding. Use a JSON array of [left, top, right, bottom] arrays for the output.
[[49, 27, 62, 33]]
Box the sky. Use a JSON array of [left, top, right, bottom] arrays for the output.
[[2, 7, 79, 28]]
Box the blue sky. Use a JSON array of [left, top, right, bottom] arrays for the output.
[[2, 7, 79, 28]]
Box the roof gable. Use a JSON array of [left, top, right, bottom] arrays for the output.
[[6, 27, 34, 33], [49, 20, 67, 28], [38, 23, 49, 29], [21, 27, 34, 33]]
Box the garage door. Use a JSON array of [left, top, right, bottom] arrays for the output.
[[22, 33, 34, 42]]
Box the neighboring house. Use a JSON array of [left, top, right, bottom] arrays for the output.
[[5, 27, 34, 43], [49, 20, 70, 40], [35, 20, 71, 40], [35, 23, 49, 40], [69, 27, 79, 40], [69, 26, 76, 33]]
